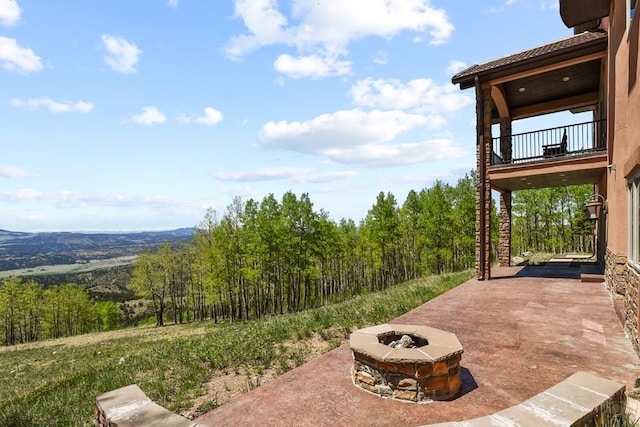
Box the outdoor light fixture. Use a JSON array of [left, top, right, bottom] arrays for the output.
[[584, 193, 606, 221]]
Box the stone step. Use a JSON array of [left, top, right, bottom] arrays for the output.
[[95, 384, 210, 427], [423, 371, 625, 427], [581, 273, 605, 283]]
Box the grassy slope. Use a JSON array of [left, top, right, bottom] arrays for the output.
[[0, 270, 472, 426]]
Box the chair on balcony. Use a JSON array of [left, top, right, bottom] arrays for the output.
[[542, 130, 568, 157]]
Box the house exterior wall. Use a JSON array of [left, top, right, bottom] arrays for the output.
[[607, 0, 633, 255], [604, 0, 640, 355]]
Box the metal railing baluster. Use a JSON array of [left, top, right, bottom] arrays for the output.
[[491, 119, 606, 165]]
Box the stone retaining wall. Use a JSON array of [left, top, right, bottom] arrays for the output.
[[605, 248, 640, 354], [423, 371, 625, 427]]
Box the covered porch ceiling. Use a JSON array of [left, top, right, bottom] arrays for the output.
[[452, 31, 607, 121]]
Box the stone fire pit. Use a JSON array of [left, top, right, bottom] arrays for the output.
[[349, 324, 463, 403]]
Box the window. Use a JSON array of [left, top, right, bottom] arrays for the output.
[[630, 172, 640, 268], [626, 0, 637, 37]]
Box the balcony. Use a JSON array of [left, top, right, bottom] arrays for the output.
[[488, 119, 608, 192], [491, 119, 606, 166]]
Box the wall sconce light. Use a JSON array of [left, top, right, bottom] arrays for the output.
[[584, 193, 607, 221]]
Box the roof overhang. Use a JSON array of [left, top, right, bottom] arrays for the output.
[[451, 31, 607, 121], [560, 0, 611, 28], [452, 31, 607, 90]]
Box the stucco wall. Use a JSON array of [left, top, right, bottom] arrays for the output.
[[607, 0, 640, 255], [604, 0, 640, 357]]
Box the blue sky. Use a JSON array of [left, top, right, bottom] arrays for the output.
[[1, 0, 573, 232]]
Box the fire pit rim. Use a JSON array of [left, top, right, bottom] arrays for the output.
[[349, 323, 463, 363]]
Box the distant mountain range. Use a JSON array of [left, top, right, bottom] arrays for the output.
[[0, 228, 195, 272]]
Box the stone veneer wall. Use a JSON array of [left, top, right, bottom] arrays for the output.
[[352, 352, 462, 403], [498, 192, 512, 267], [605, 248, 640, 354], [475, 86, 493, 280]]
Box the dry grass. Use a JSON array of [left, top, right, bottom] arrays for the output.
[[0, 270, 472, 426]]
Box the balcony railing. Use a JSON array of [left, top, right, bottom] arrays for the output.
[[491, 119, 606, 166]]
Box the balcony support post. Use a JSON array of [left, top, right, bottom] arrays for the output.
[[499, 191, 512, 267], [499, 118, 512, 163], [476, 79, 493, 280]]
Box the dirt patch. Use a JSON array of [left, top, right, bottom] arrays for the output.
[[182, 332, 344, 419]]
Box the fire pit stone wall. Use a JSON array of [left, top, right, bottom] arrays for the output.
[[349, 323, 463, 403]]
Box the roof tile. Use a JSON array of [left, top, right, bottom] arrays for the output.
[[452, 30, 607, 83]]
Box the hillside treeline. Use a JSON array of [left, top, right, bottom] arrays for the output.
[[0, 176, 596, 344], [129, 174, 478, 326], [512, 186, 595, 255], [0, 277, 122, 345]]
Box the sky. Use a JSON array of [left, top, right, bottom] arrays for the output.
[[0, 0, 579, 232]]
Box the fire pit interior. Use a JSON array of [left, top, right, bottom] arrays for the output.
[[378, 333, 428, 348], [350, 324, 463, 403]]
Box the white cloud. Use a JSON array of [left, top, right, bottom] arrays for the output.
[[101, 34, 141, 74], [539, 0, 559, 10], [260, 109, 429, 152], [0, 36, 42, 73], [274, 52, 351, 78], [0, 188, 204, 210], [0, 164, 32, 179], [219, 185, 260, 199], [226, 0, 454, 77], [11, 98, 94, 113], [0, 0, 20, 26], [350, 77, 473, 113], [322, 138, 467, 166], [130, 106, 167, 125], [167, 0, 178, 8], [181, 107, 223, 125], [226, 0, 290, 58], [258, 108, 464, 167], [299, 0, 454, 46], [488, 0, 524, 13], [213, 167, 357, 183], [372, 51, 388, 65], [446, 60, 467, 76], [0, 188, 41, 200]]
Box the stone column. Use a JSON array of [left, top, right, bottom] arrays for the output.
[[475, 82, 493, 280], [499, 191, 512, 267], [475, 140, 482, 279]]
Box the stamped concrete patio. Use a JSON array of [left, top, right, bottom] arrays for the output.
[[196, 263, 640, 426]]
